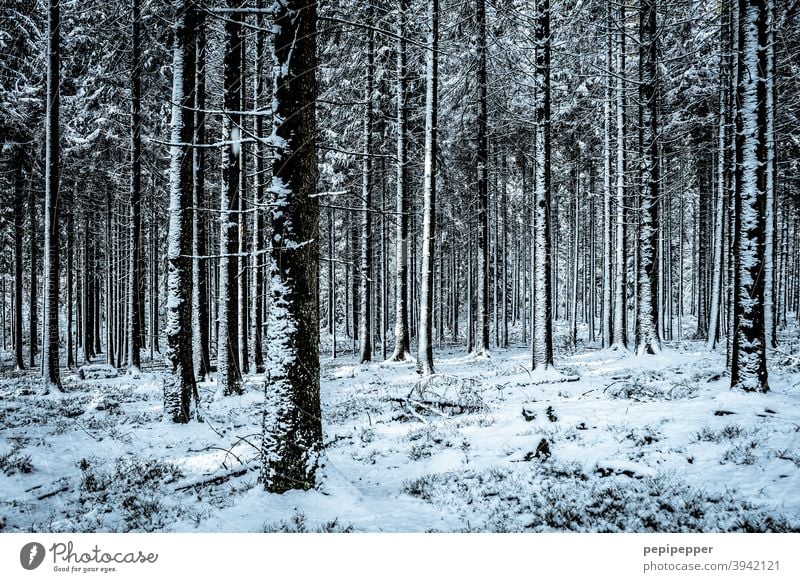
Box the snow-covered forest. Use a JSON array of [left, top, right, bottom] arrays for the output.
[[1, 0, 799, 533]]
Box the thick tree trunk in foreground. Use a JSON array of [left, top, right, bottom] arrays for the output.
[[731, 0, 769, 393], [261, 0, 322, 493], [164, 0, 198, 422], [532, 0, 554, 370], [635, 0, 661, 355]]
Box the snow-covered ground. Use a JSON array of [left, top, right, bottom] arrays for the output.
[[1, 336, 799, 533]]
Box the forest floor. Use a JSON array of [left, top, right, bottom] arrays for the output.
[[1, 330, 800, 533]]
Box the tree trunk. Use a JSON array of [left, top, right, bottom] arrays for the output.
[[41, 0, 62, 391], [475, 0, 490, 357], [66, 182, 74, 369], [261, 0, 322, 493], [359, 26, 374, 364], [218, 0, 243, 396], [13, 153, 25, 370], [417, 0, 439, 376], [128, 0, 143, 373], [612, 1, 628, 350], [602, 3, 614, 348], [708, 0, 730, 351], [731, 0, 769, 393], [238, 26, 250, 376], [390, 0, 411, 362], [193, 7, 211, 380], [532, 0, 554, 370], [251, 5, 267, 373], [164, 0, 198, 422], [763, 0, 776, 348], [635, 0, 661, 356]]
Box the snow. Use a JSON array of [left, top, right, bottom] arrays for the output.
[[1, 333, 798, 532]]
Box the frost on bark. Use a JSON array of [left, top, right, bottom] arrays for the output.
[[251, 6, 267, 374], [217, 0, 243, 397], [192, 8, 211, 380], [41, 0, 62, 392], [417, 0, 439, 376], [731, 0, 769, 393], [635, 0, 661, 356], [612, 1, 628, 351], [389, 0, 411, 362], [601, 3, 614, 349], [532, 0, 554, 370], [763, 0, 776, 349], [164, 0, 198, 423], [261, 0, 323, 493]]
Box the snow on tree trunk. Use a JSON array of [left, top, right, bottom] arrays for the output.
[[238, 28, 250, 376], [731, 0, 769, 393], [192, 8, 211, 380], [532, 0, 554, 370], [635, 0, 661, 356], [602, 3, 614, 349], [260, 0, 323, 493], [475, 0, 490, 357], [359, 26, 374, 364], [41, 0, 62, 392], [763, 0, 776, 349], [390, 0, 411, 362], [708, 1, 731, 351], [612, 2, 628, 351], [217, 0, 243, 397], [417, 0, 439, 376], [251, 6, 267, 374], [164, 0, 198, 423]]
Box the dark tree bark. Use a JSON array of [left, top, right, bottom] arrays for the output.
[[41, 0, 62, 391], [13, 152, 25, 370], [193, 7, 211, 380], [105, 189, 115, 367], [359, 26, 374, 364], [475, 0, 490, 357], [389, 0, 411, 362], [218, 0, 243, 396], [128, 0, 144, 372], [635, 0, 661, 355], [532, 0, 554, 370], [66, 181, 74, 369], [164, 0, 198, 422], [28, 178, 37, 368], [261, 0, 323, 493], [238, 25, 250, 375], [251, 4, 267, 373], [731, 0, 769, 392], [417, 0, 439, 376]]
